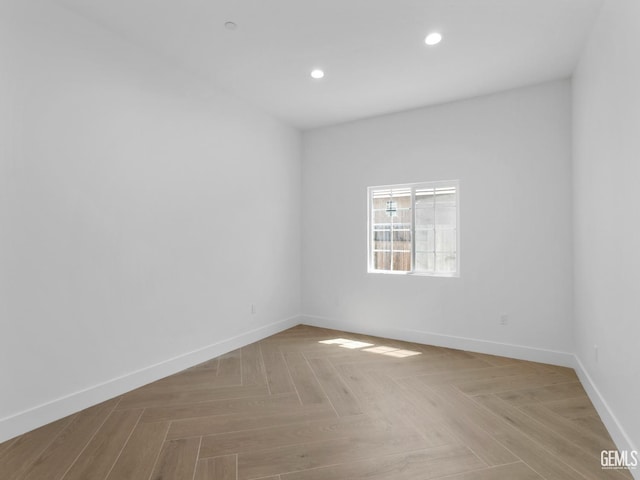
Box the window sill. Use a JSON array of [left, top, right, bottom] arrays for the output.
[[368, 270, 459, 278]]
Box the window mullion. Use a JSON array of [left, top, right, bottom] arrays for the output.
[[389, 192, 394, 271], [433, 187, 437, 273], [369, 190, 374, 271], [411, 187, 416, 273]]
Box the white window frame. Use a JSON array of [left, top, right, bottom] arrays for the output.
[[367, 180, 460, 277]]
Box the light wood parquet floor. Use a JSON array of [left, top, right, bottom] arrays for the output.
[[0, 325, 632, 479]]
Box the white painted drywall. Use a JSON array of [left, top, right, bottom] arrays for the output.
[[302, 81, 573, 356], [0, 0, 301, 439], [572, 0, 640, 453]]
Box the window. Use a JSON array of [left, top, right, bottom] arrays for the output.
[[368, 180, 459, 276]]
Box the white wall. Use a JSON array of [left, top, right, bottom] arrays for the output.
[[302, 81, 574, 362], [0, 0, 301, 441], [573, 0, 640, 454]]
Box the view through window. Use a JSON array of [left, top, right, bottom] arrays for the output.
[[368, 181, 459, 276]]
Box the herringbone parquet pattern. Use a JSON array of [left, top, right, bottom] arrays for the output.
[[0, 325, 632, 479]]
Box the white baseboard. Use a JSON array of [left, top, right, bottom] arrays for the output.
[[573, 356, 639, 479], [300, 314, 575, 367], [0, 315, 300, 444]]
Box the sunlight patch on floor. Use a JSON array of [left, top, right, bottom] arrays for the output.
[[318, 338, 374, 349], [319, 338, 421, 357], [362, 346, 421, 358]]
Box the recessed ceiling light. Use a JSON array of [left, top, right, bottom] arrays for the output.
[[224, 21, 237, 30], [425, 32, 442, 46], [310, 69, 325, 79]]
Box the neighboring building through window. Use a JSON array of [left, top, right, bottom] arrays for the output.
[[368, 181, 459, 276]]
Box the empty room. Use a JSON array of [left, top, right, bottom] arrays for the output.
[[1, 0, 638, 479]]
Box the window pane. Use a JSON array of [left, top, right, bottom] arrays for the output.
[[395, 194, 412, 208], [373, 229, 390, 241], [374, 242, 391, 252], [415, 252, 434, 272], [415, 206, 434, 227], [415, 189, 435, 207], [416, 189, 434, 224], [372, 196, 390, 210], [436, 252, 457, 273], [435, 188, 456, 230], [393, 230, 411, 243], [373, 210, 393, 224], [393, 208, 412, 225], [435, 205, 456, 227], [374, 252, 391, 270], [415, 229, 434, 253], [392, 235, 411, 265], [392, 251, 411, 271], [435, 228, 456, 253], [435, 191, 456, 205]]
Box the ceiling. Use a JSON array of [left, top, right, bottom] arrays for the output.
[[56, 0, 602, 130]]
